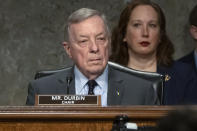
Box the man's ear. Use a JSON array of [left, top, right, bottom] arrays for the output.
[[62, 41, 72, 58], [190, 25, 197, 40]]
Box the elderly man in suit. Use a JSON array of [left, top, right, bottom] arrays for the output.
[[26, 8, 158, 106]]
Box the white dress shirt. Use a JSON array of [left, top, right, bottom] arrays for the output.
[[74, 65, 108, 106]]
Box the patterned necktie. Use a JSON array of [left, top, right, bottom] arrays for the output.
[[87, 80, 97, 95]]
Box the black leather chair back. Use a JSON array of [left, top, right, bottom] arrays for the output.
[[34, 66, 72, 79], [34, 61, 164, 104], [108, 62, 164, 104]]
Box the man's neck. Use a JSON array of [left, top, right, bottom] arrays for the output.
[[75, 65, 107, 80]]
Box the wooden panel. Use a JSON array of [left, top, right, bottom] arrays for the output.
[[0, 121, 112, 131], [0, 106, 192, 131]]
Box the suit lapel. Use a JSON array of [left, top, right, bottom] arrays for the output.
[[191, 51, 197, 72], [107, 66, 125, 105]]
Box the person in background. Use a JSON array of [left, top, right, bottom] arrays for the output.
[[110, 0, 197, 105], [154, 109, 197, 131], [26, 8, 158, 106], [178, 4, 197, 73], [177, 4, 197, 103]]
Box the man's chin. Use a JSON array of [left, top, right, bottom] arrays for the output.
[[87, 66, 105, 75], [89, 67, 103, 73], [84, 62, 107, 78]]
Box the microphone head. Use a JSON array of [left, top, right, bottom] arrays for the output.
[[66, 76, 72, 94], [66, 76, 73, 85]]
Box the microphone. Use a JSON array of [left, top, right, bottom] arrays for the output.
[[66, 76, 72, 94], [111, 115, 129, 131]]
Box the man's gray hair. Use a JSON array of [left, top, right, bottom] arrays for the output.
[[64, 8, 110, 41]]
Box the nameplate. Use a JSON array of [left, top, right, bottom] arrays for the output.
[[35, 95, 101, 106]]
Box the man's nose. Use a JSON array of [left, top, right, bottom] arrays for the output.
[[89, 40, 99, 53]]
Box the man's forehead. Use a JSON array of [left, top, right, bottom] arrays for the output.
[[69, 21, 106, 36], [70, 16, 102, 26], [75, 31, 107, 37]]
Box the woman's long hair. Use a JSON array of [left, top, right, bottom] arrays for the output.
[[110, 0, 174, 67]]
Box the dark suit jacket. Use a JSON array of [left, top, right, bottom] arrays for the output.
[[26, 64, 159, 106], [158, 61, 197, 105]]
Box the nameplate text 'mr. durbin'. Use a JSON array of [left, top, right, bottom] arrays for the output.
[[35, 95, 101, 106]]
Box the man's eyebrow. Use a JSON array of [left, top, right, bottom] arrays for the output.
[[96, 32, 105, 37], [78, 35, 88, 38]]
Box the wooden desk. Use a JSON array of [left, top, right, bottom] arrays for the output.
[[0, 106, 182, 131]]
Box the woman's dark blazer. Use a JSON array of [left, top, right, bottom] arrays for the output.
[[157, 61, 197, 105]]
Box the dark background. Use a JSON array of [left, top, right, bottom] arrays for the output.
[[0, 0, 196, 105]]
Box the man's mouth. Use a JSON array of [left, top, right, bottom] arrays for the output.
[[90, 58, 101, 61], [89, 58, 102, 64]]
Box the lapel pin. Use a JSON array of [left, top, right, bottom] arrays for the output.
[[165, 74, 171, 81], [116, 91, 120, 96]]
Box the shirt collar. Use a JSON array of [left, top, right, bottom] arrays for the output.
[[95, 65, 108, 90], [74, 66, 88, 93], [194, 50, 197, 69], [74, 65, 108, 92]]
